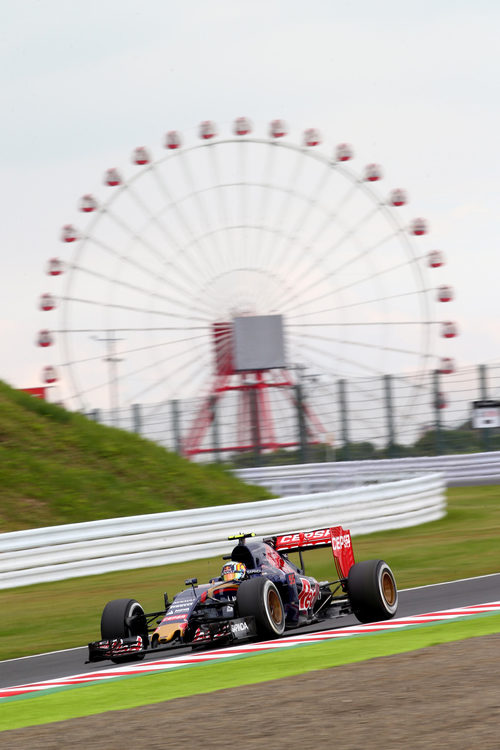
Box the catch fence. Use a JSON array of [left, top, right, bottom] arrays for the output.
[[85, 362, 500, 463]]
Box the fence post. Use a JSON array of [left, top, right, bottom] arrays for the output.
[[210, 395, 221, 462], [479, 363, 490, 450], [433, 369, 444, 455], [383, 374, 396, 456], [249, 387, 261, 464], [295, 383, 308, 464], [338, 379, 349, 460], [89, 408, 101, 423], [132, 403, 141, 434], [171, 399, 182, 455]]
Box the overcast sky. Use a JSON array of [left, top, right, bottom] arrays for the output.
[[1, 0, 498, 399]]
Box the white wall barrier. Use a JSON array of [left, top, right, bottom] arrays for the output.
[[0, 473, 445, 590], [234, 451, 500, 495]]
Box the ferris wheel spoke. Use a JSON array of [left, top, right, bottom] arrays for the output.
[[55, 331, 208, 368], [270, 159, 336, 275], [80, 231, 201, 307], [278, 206, 388, 312], [286, 282, 431, 321], [278, 170, 382, 288], [277, 175, 360, 291], [87, 341, 212, 406], [289, 324, 430, 359], [149, 163, 219, 284], [278, 175, 359, 286], [123, 179, 188, 256], [69, 261, 213, 320], [61, 294, 209, 323], [254, 141, 277, 264], [238, 140, 249, 266], [288, 333, 388, 376], [260, 148, 306, 265], [280, 239, 422, 318], [177, 150, 223, 276], [124, 346, 212, 404], [207, 145, 233, 272], [99, 203, 176, 272]]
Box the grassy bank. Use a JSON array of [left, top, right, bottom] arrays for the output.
[[0, 381, 271, 532], [2, 485, 500, 661]]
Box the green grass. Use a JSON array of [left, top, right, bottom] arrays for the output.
[[2, 485, 500, 661], [0, 380, 271, 532], [2, 612, 499, 731]]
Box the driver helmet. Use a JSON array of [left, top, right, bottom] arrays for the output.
[[221, 561, 247, 582]]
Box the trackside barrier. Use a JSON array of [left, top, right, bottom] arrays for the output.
[[0, 473, 445, 590], [234, 452, 500, 495]]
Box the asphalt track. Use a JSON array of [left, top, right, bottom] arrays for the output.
[[2, 572, 499, 690]]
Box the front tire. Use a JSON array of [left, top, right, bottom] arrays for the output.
[[237, 577, 285, 638], [347, 560, 398, 623], [100, 598, 148, 663]]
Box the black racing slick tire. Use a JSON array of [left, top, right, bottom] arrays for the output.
[[100, 598, 148, 663], [237, 577, 285, 638], [347, 559, 398, 623]]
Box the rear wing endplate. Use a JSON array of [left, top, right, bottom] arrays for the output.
[[273, 526, 355, 579]]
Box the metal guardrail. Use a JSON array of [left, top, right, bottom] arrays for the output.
[[0, 473, 445, 589], [234, 452, 500, 494]]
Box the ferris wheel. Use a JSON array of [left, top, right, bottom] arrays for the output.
[[38, 117, 456, 455]]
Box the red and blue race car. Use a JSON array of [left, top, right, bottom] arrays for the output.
[[88, 526, 398, 663]]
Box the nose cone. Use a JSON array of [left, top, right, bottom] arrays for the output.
[[152, 618, 188, 645]]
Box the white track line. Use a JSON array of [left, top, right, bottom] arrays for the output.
[[401, 571, 500, 592]]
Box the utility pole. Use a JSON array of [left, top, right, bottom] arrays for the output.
[[91, 331, 124, 425]]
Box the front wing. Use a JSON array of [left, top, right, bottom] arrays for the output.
[[87, 616, 257, 663]]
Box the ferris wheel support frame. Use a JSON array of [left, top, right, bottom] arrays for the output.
[[181, 367, 325, 457]]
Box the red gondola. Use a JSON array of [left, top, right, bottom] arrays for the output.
[[47, 258, 64, 276], [270, 119, 287, 138], [132, 147, 151, 165], [364, 164, 382, 182], [437, 285, 453, 303], [40, 293, 56, 311], [336, 143, 353, 161], [199, 121, 217, 139], [42, 366, 57, 384], [441, 321, 457, 338], [411, 217, 427, 236], [234, 117, 251, 136], [435, 392, 447, 409], [61, 224, 78, 243], [165, 131, 182, 149], [438, 357, 455, 375], [79, 194, 98, 213], [104, 168, 122, 186], [304, 128, 320, 147], [428, 250, 444, 268], [389, 188, 407, 207], [37, 330, 53, 348]]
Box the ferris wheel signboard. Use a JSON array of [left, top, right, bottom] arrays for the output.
[[38, 118, 457, 456]]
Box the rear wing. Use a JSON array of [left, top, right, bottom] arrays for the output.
[[272, 526, 355, 580]]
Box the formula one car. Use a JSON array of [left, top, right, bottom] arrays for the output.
[[88, 526, 398, 663]]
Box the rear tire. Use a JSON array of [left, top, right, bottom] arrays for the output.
[[347, 560, 398, 623], [237, 577, 285, 638], [100, 598, 148, 663]]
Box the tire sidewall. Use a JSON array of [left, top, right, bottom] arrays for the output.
[[237, 577, 285, 637], [347, 559, 398, 622]]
